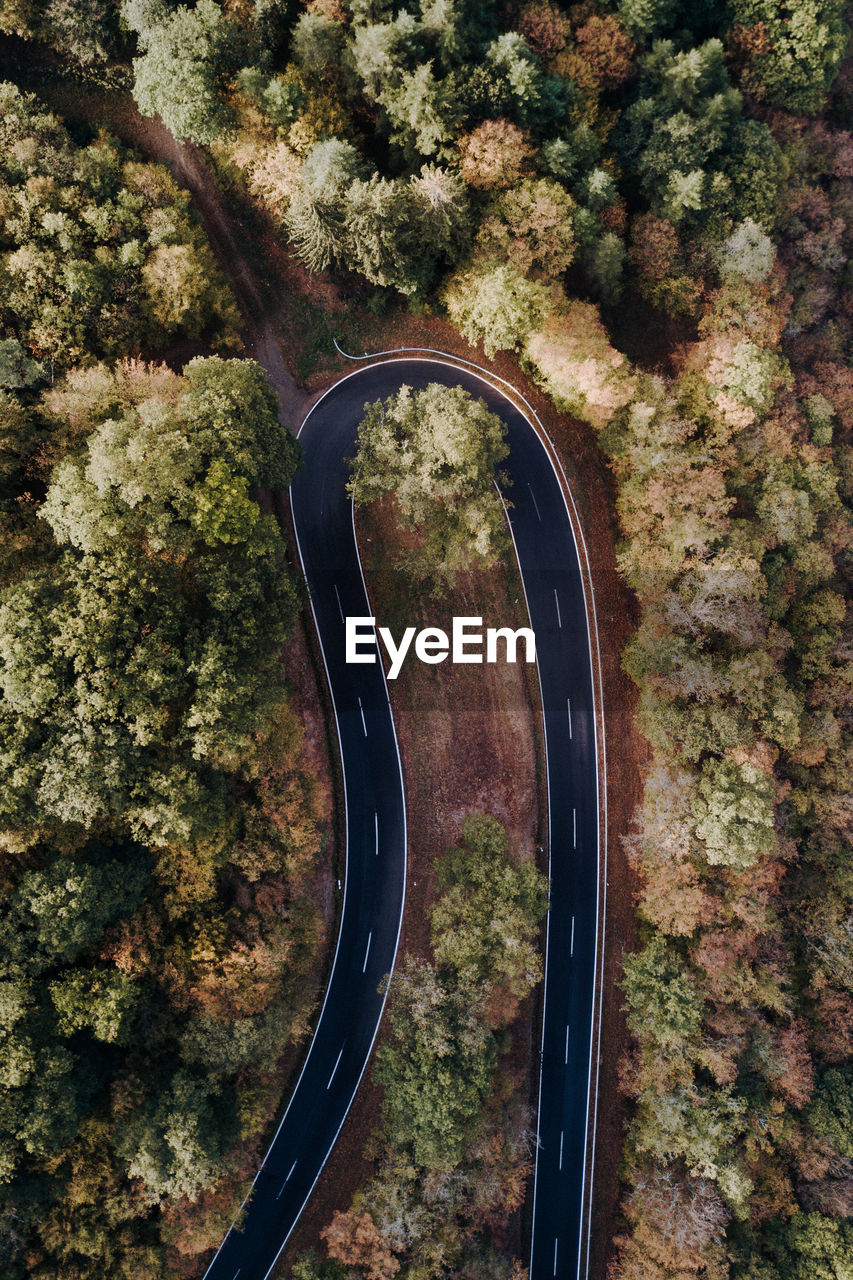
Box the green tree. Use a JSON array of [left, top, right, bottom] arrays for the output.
[[621, 932, 704, 1056], [347, 382, 510, 591], [728, 0, 848, 115], [132, 0, 240, 145], [431, 815, 548, 1009], [374, 959, 496, 1170], [50, 967, 141, 1045], [691, 757, 776, 870], [807, 1067, 853, 1159], [118, 1069, 233, 1204], [285, 139, 366, 272], [618, 39, 783, 234], [442, 261, 552, 357]]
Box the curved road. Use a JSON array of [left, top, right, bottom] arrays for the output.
[[203, 359, 601, 1280]]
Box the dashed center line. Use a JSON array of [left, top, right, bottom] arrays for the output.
[[327, 1045, 344, 1090], [570, 916, 575, 957], [275, 1162, 297, 1200], [567, 697, 572, 739], [572, 807, 576, 848], [528, 483, 542, 521], [564, 1024, 570, 1064], [558, 1130, 564, 1171], [374, 811, 379, 856], [333, 583, 344, 623], [553, 589, 562, 629], [358, 696, 367, 736], [362, 932, 372, 973], [553, 1237, 559, 1276]]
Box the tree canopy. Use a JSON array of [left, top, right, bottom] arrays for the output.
[[348, 382, 510, 591]]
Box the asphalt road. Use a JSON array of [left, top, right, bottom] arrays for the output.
[[202, 359, 600, 1280]]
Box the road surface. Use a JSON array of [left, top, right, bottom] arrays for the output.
[[202, 358, 601, 1280]]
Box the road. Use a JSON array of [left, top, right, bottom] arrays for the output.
[[202, 358, 601, 1280]]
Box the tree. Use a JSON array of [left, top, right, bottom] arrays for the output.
[[285, 139, 366, 272], [348, 382, 510, 590], [621, 933, 705, 1059], [475, 178, 576, 278], [755, 1213, 853, 1280], [516, 2, 570, 60], [442, 261, 552, 358], [456, 118, 534, 190], [131, 0, 240, 145], [728, 0, 848, 115], [0, 359, 300, 844], [0, 84, 240, 364], [291, 11, 346, 83], [617, 39, 783, 234], [575, 15, 636, 87], [807, 1067, 853, 1159], [4, 851, 149, 972], [374, 959, 496, 1170], [118, 1069, 233, 1204], [524, 301, 636, 431], [343, 176, 429, 295], [691, 758, 776, 870], [50, 967, 141, 1045], [322, 1211, 400, 1280], [431, 815, 548, 1013]]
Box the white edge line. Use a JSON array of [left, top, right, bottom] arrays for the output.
[[202, 369, 410, 1280], [330, 346, 607, 1280]]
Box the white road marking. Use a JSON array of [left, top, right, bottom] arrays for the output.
[[232, 1271, 241, 1280], [528, 483, 542, 521], [362, 932, 372, 973], [327, 1046, 345, 1090], [573, 808, 576, 848], [275, 1163, 297, 1200], [554, 589, 562, 629], [565, 1024, 570, 1064], [571, 917, 575, 957], [553, 1238, 559, 1276], [567, 697, 572, 739], [358, 696, 367, 736], [374, 811, 379, 856], [334, 583, 344, 623], [559, 1130, 564, 1171]]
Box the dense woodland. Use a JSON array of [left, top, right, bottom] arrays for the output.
[[0, 84, 329, 1279], [0, 0, 851, 1278]]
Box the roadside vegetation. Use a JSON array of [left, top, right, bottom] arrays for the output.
[[0, 84, 330, 1280], [347, 383, 510, 593], [300, 815, 548, 1280], [0, 2, 851, 1279]]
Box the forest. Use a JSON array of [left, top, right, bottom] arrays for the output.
[[0, 0, 850, 1278]]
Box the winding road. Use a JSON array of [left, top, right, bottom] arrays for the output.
[[202, 357, 603, 1280]]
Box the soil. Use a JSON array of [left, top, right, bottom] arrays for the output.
[[4, 49, 647, 1279]]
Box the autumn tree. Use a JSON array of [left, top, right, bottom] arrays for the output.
[[456, 118, 534, 190]]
